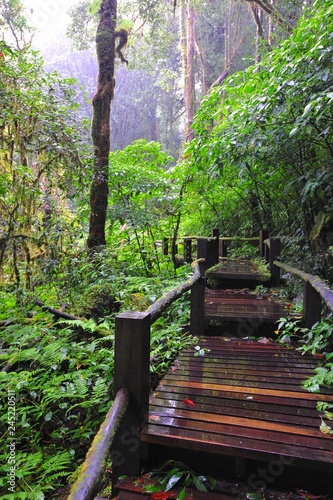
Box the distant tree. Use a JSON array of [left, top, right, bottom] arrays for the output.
[[0, 0, 33, 50]]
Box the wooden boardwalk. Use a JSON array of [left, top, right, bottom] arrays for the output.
[[69, 237, 333, 500], [142, 337, 333, 471], [204, 258, 301, 331]]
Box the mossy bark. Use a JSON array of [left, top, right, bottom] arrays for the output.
[[87, 0, 116, 250]]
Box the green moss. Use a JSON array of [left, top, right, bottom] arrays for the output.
[[310, 212, 332, 241]]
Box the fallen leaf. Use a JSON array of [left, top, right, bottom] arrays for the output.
[[320, 418, 333, 435], [258, 337, 270, 344], [183, 399, 195, 407], [296, 490, 326, 499], [150, 415, 160, 421], [150, 493, 170, 499]]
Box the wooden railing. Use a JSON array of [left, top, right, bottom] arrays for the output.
[[272, 258, 333, 328], [111, 259, 205, 491], [263, 237, 333, 328], [68, 388, 129, 500], [162, 229, 269, 266], [67, 259, 205, 500]]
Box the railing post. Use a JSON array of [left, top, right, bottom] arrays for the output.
[[190, 259, 206, 335], [303, 281, 321, 328], [259, 229, 269, 258], [197, 238, 216, 270], [219, 239, 228, 258], [162, 237, 168, 256], [112, 311, 151, 489], [184, 238, 192, 263], [197, 238, 207, 261], [212, 228, 220, 264], [269, 238, 281, 286]]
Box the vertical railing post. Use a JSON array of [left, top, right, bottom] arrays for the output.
[[112, 311, 151, 489], [162, 237, 168, 256], [264, 239, 270, 263], [197, 238, 207, 262], [303, 282, 321, 328], [184, 238, 192, 263], [190, 259, 206, 335], [220, 239, 228, 258], [259, 229, 268, 258], [269, 238, 281, 286], [212, 228, 220, 264], [198, 238, 216, 270]]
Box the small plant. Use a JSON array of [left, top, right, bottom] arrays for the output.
[[317, 402, 333, 436], [276, 318, 333, 393], [145, 459, 216, 499]]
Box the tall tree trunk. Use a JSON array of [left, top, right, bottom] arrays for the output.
[[87, 0, 117, 250], [210, 0, 244, 91], [249, 2, 264, 63], [179, 0, 195, 142]]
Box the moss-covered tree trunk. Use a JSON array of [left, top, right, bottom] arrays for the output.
[[87, 0, 116, 250]]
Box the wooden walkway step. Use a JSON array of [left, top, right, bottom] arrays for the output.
[[207, 259, 270, 286], [142, 338, 333, 471], [205, 289, 301, 325]]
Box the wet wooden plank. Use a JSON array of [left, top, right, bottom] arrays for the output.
[[147, 408, 330, 441], [150, 390, 321, 416], [174, 358, 317, 376], [160, 378, 333, 401], [142, 338, 333, 469], [142, 425, 333, 466], [152, 384, 325, 410], [205, 289, 301, 323], [146, 416, 332, 455], [206, 259, 270, 282], [150, 397, 319, 425]]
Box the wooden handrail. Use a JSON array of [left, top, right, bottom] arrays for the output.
[[273, 260, 333, 312], [68, 388, 129, 500], [146, 258, 204, 323], [159, 236, 259, 242]]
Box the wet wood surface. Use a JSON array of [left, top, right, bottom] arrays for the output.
[[207, 259, 270, 282], [142, 338, 333, 469], [205, 289, 302, 323]]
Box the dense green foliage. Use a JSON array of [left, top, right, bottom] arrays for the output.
[[1, 0, 333, 497], [181, 0, 333, 278], [0, 264, 195, 498]]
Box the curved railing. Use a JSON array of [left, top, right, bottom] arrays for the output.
[[264, 237, 333, 327], [68, 388, 129, 500], [67, 259, 205, 500]]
